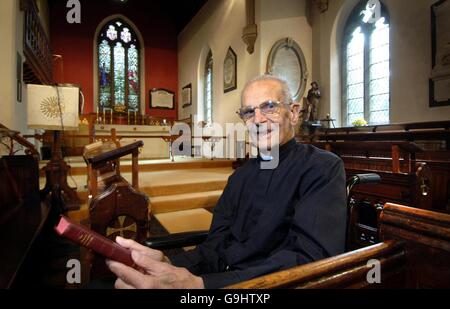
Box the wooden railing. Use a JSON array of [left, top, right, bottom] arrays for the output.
[[0, 124, 39, 159], [20, 0, 53, 84], [315, 120, 450, 147]]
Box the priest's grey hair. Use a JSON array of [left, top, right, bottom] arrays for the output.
[[241, 74, 293, 106]]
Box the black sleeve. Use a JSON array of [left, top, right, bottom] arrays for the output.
[[199, 158, 347, 288]]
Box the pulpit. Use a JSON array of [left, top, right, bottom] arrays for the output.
[[83, 141, 149, 243]]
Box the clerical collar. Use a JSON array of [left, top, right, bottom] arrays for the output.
[[259, 153, 273, 161], [257, 138, 296, 162]]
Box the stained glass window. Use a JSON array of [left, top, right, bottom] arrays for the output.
[[121, 28, 131, 43], [114, 42, 126, 108], [343, 1, 390, 126], [204, 50, 213, 124], [98, 19, 140, 113], [99, 40, 111, 108], [128, 44, 139, 110]]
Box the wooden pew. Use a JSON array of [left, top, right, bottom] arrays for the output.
[[0, 126, 52, 288], [306, 140, 433, 249], [304, 120, 450, 214], [227, 203, 450, 289], [83, 140, 149, 279], [83, 140, 149, 242]]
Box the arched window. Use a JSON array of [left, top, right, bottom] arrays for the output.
[[343, 1, 390, 126], [203, 50, 213, 124], [98, 18, 140, 113]]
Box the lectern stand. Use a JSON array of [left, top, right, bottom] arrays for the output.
[[40, 131, 80, 212]]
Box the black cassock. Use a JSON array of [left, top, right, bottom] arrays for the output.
[[170, 138, 347, 288]]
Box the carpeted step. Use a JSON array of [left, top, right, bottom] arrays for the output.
[[145, 179, 227, 197], [40, 158, 233, 176], [150, 190, 223, 214], [154, 209, 213, 234], [46, 167, 233, 203], [67, 203, 89, 223]]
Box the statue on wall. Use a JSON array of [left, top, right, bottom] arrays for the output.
[[302, 81, 321, 123]]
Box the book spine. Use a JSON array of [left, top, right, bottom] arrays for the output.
[[61, 223, 135, 268]]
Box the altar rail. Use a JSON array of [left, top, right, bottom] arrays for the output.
[[29, 114, 251, 160]]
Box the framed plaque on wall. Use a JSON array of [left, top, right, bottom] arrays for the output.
[[430, 0, 450, 107], [224, 47, 237, 93], [150, 88, 175, 110], [182, 84, 192, 108], [266, 37, 309, 102]]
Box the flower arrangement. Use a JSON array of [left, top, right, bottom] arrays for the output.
[[352, 118, 368, 127]]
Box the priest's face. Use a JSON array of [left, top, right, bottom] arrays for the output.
[[241, 79, 300, 151]]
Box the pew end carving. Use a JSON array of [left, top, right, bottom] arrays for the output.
[[83, 140, 150, 278], [83, 140, 150, 242]]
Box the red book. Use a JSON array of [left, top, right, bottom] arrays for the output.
[[55, 216, 135, 268]]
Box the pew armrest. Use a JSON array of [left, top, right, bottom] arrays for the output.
[[225, 240, 406, 289], [143, 231, 209, 250]]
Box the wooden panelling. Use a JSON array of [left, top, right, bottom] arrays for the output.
[[20, 0, 53, 84]]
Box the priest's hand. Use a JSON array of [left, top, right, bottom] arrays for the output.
[[114, 236, 170, 264], [106, 250, 205, 289]]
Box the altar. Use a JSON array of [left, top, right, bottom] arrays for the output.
[[94, 124, 171, 159]]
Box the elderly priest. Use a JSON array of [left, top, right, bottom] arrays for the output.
[[107, 75, 347, 289]]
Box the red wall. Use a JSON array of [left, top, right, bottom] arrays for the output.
[[50, 0, 178, 119]]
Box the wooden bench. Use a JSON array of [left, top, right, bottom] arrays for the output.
[[304, 120, 450, 214], [227, 203, 450, 289], [0, 155, 52, 289], [306, 140, 434, 249]]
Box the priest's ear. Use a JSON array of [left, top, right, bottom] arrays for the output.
[[289, 102, 301, 126]]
